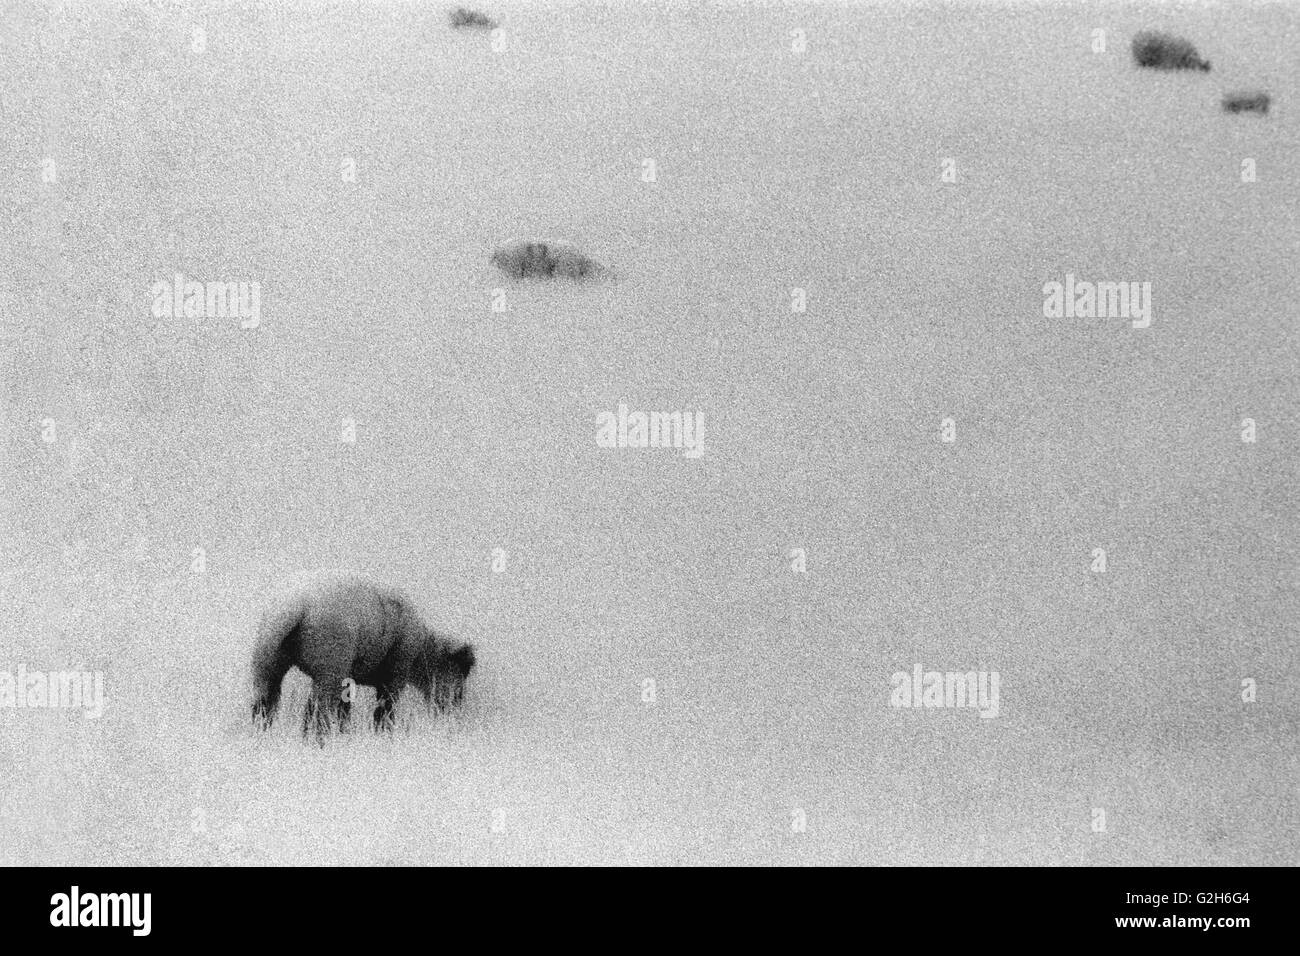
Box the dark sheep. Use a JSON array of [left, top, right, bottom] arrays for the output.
[[1131, 31, 1211, 72], [450, 8, 497, 30], [251, 571, 476, 743]]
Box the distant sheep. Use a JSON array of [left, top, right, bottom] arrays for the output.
[[1222, 91, 1270, 115], [491, 240, 610, 281], [450, 8, 497, 30], [1131, 31, 1211, 72]]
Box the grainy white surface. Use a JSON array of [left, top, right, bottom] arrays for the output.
[[1, 0, 1297, 865]]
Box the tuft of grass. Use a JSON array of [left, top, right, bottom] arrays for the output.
[[490, 240, 611, 282], [241, 671, 486, 746], [1222, 91, 1270, 115]]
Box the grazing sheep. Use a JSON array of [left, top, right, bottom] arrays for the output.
[[1131, 31, 1211, 72], [450, 8, 497, 30], [251, 571, 476, 743], [1222, 91, 1270, 115], [490, 240, 609, 281]]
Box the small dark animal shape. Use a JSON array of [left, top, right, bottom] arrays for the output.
[[251, 571, 476, 743], [491, 240, 608, 281], [1222, 91, 1270, 115], [450, 7, 497, 30], [1131, 31, 1211, 72]]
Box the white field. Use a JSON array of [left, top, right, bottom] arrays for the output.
[[1, 1, 1297, 865]]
